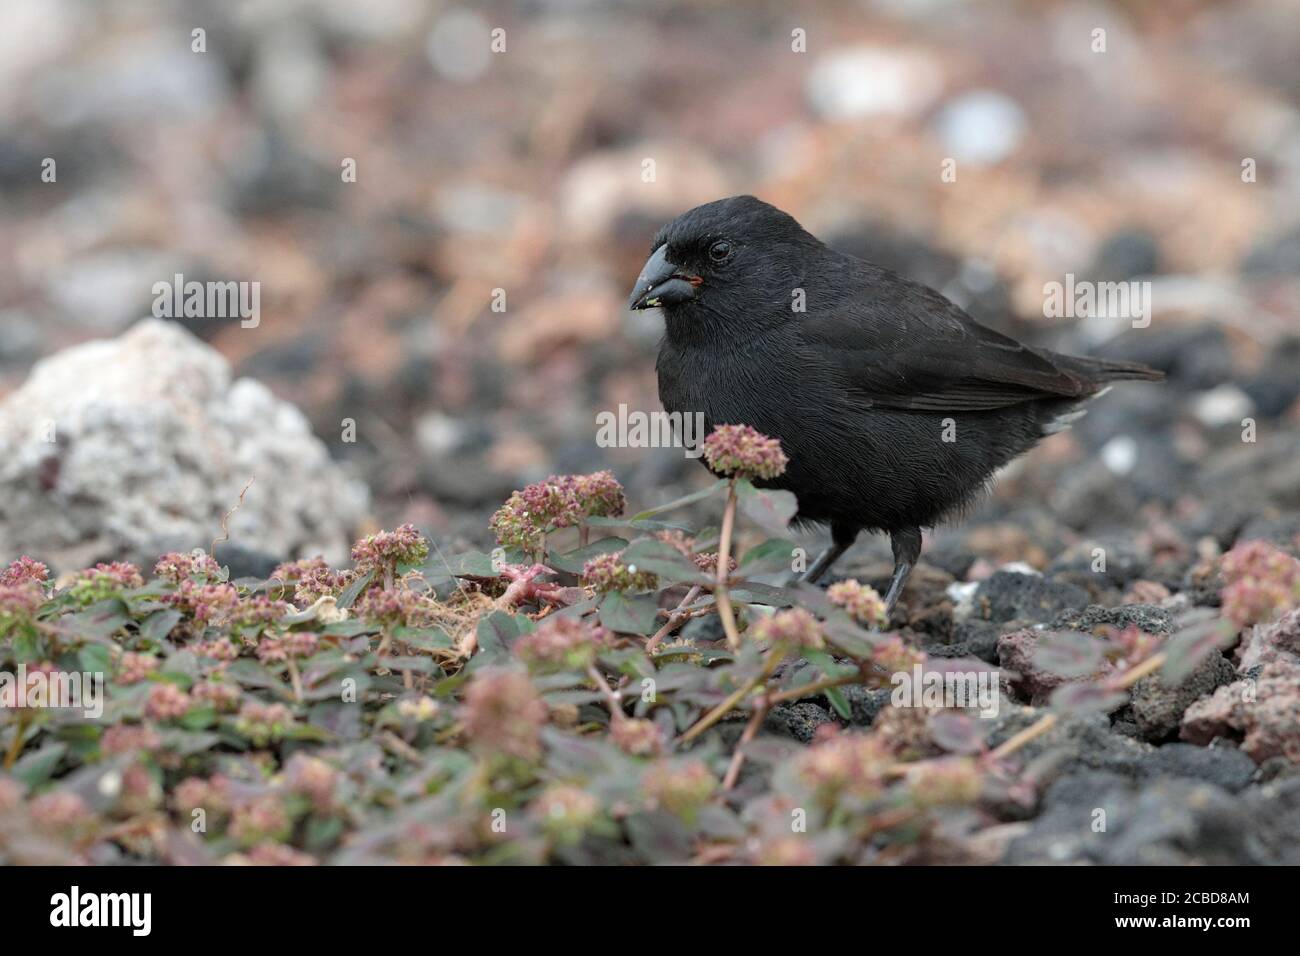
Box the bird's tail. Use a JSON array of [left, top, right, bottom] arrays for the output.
[[1060, 355, 1165, 385]]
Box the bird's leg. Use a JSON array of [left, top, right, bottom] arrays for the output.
[[800, 542, 848, 585], [799, 524, 859, 585], [883, 526, 923, 614]]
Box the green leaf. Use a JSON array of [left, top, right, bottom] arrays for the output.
[[619, 538, 709, 585], [179, 706, 217, 730], [320, 619, 378, 638], [476, 611, 521, 656], [734, 480, 797, 533], [337, 570, 375, 609], [737, 538, 797, 576], [801, 648, 856, 678], [824, 685, 852, 720], [928, 712, 987, 754], [140, 608, 183, 643], [547, 537, 628, 574], [11, 742, 67, 788], [822, 620, 880, 659], [78, 643, 112, 677], [392, 626, 454, 651], [1033, 631, 1107, 678], [432, 551, 501, 578], [598, 591, 662, 635], [1048, 682, 1126, 715], [729, 581, 797, 607], [630, 481, 724, 521], [378, 655, 440, 674], [587, 516, 696, 533], [1161, 619, 1235, 685], [65, 600, 131, 643]]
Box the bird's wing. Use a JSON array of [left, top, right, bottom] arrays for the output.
[[799, 265, 1097, 412]]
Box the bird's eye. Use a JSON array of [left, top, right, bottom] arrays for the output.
[[708, 240, 732, 262]]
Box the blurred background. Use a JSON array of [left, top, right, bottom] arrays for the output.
[[1, 0, 1298, 578]]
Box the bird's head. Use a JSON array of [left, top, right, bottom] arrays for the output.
[[628, 195, 820, 335]]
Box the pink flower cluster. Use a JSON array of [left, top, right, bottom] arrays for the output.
[[257, 631, 320, 664], [702, 424, 788, 481], [692, 551, 737, 576], [872, 635, 927, 675], [1, 557, 49, 586], [236, 701, 296, 746], [116, 652, 159, 685], [0, 581, 43, 633], [642, 760, 716, 820], [154, 550, 223, 584], [191, 680, 242, 712], [351, 524, 430, 573], [462, 667, 548, 761], [68, 562, 144, 604], [231, 595, 292, 628], [581, 551, 659, 593], [514, 616, 610, 669], [750, 607, 825, 650], [354, 587, 431, 627], [796, 728, 889, 802], [611, 717, 663, 757], [271, 557, 330, 583], [827, 579, 889, 628], [293, 565, 356, 605], [162, 580, 240, 624], [1221, 539, 1300, 627], [146, 683, 192, 721], [490, 471, 626, 552], [100, 724, 162, 757], [0, 558, 48, 633]]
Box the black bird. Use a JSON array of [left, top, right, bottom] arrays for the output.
[[629, 195, 1162, 613]]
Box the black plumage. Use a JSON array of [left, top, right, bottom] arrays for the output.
[[629, 195, 1163, 612]]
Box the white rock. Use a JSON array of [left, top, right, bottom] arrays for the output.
[[946, 580, 979, 621], [932, 90, 1027, 165], [806, 47, 943, 121], [0, 318, 370, 571], [1192, 384, 1255, 428], [1101, 435, 1139, 475]]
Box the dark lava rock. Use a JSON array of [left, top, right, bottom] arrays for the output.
[[1004, 771, 1300, 864], [1130, 652, 1236, 741], [1240, 338, 1300, 418], [1136, 743, 1257, 793], [1046, 538, 1150, 591], [839, 686, 893, 727], [1196, 431, 1300, 516], [213, 543, 284, 580], [987, 703, 1151, 779], [922, 619, 1002, 664], [974, 571, 1089, 624], [764, 702, 837, 743], [1052, 603, 1174, 635], [1241, 225, 1300, 277], [681, 613, 727, 644], [998, 628, 1115, 705], [1090, 228, 1161, 281]]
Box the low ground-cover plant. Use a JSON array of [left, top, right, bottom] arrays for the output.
[[0, 425, 1291, 864]]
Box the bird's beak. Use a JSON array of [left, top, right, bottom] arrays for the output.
[[628, 245, 701, 310]]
